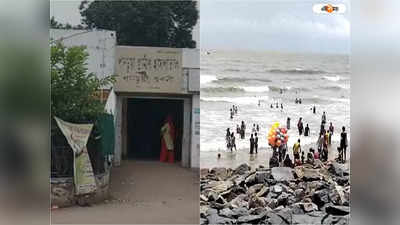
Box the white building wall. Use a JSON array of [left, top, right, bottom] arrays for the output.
[[50, 29, 116, 89]]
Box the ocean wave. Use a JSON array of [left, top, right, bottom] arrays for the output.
[[323, 75, 341, 81], [201, 96, 269, 105], [201, 87, 245, 93], [302, 96, 350, 104], [200, 74, 217, 84], [268, 68, 327, 75], [223, 68, 241, 72], [242, 86, 270, 93], [214, 77, 273, 83], [268, 85, 311, 93]]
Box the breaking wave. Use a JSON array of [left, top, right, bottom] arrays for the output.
[[201, 87, 245, 93], [268, 68, 327, 75]]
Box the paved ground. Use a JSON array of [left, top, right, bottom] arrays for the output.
[[51, 160, 200, 224]]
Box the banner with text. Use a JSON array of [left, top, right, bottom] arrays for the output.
[[54, 117, 97, 195], [115, 46, 183, 93]]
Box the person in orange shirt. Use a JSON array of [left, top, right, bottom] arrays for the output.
[[160, 115, 175, 163]]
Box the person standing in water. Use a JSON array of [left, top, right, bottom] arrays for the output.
[[287, 117, 291, 130], [250, 134, 255, 154], [281, 103, 283, 111], [252, 124, 256, 133], [313, 105, 316, 114], [256, 124, 260, 132], [270, 104, 273, 109], [236, 124, 240, 134], [322, 111, 327, 125], [254, 133, 259, 154], [160, 115, 176, 163], [340, 126, 348, 162], [304, 124, 310, 136], [241, 121, 246, 139], [226, 128, 231, 150], [297, 117, 304, 136], [320, 123, 325, 136], [230, 108, 233, 119], [230, 132, 237, 151], [329, 122, 334, 145]]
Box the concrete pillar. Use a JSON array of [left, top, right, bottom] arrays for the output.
[[181, 98, 192, 167], [190, 94, 200, 168], [114, 95, 122, 166]]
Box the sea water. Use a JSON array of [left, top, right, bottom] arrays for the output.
[[200, 50, 350, 154]]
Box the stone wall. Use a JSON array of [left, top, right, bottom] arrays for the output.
[[51, 171, 110, 207]]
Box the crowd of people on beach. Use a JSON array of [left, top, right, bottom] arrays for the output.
[[269, 110, 348, 168], [223, 97, 348, 168]]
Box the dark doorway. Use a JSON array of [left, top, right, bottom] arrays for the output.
[[126, 98, 184, 161]]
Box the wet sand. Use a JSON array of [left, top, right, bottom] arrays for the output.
[[201, 141, 350, 169], [51, 160, 200, 224]]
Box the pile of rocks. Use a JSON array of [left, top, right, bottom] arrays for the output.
[[200, 161, 350, 224]]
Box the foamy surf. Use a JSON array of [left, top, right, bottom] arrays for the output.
[[242, 85, 270, 93], [200, 96, 269, 105], [323, 75, 341, 82], [200, 74, 217, 84]]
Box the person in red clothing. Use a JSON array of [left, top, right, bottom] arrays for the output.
[[160, 115, 175, 163]]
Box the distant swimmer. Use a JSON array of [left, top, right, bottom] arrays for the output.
[[280, 88, 283, 94], [281, 103, 283, 110], [313, 105, 316, 114], [258, 100, 261, 107], [295, 98, 298, 104], [270, 104, 273, 109], [304, 124, 310, 136], [276, 102, 279, 108], [299, 98, 302, 104]]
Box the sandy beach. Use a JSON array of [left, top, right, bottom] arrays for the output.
[[200, 141, 350, 169]]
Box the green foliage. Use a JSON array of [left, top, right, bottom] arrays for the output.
[[50, 16, 87, 30], [51, 42, 114, 134], [79, 0, 198, 48]]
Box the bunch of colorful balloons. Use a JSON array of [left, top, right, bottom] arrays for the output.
[[268, 122, 289, 147]]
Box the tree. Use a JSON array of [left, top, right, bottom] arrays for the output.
[[79, 1, 198, 48], [50, 16, 87, 30], [51, 43, 114, 136]]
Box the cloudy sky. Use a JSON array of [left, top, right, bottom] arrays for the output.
[[50, 0, 350, 54], [200, 0, 350, 54]]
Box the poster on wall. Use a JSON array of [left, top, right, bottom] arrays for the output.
[[115, 46, 183, 93], [54, 117, 97, 195]]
